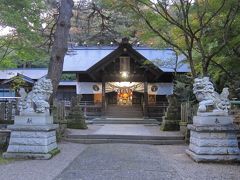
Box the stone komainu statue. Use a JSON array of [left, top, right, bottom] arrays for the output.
[[193, 77, 230, 114], [19, 77, 53, 114]]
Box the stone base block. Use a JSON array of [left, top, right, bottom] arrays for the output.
[[15, 115, 53, 125], [3, 148, 60, 160], [189, 144, 240, 155], [193, 115, 233, 126], [187, 116, 240, 163], [186, 149, 240, 163], [4, 124, 59, 159]]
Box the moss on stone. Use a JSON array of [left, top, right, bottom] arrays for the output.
[[161, 120, 180, 131], [0, 152, 14, 164], [67, 122, 87, 129], [49, 148, 60, 157], [0, 120, 14, 124]]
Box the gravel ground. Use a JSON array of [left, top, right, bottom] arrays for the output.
[[0, 142, 87, 180], [0, 143, 239, 180], [156, 145, 240, 180], [55, 143, 180, 180], [55, 143, 240, 180]]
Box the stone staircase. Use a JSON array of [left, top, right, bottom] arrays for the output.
[[106, 104, 143, 118], [64, 104, 185, 145], [65, 134, 185, 145]]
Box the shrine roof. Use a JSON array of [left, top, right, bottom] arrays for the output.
[[0, 68, 47, 80], [63, 46, 190, 73], [0, 46, 190, 80]]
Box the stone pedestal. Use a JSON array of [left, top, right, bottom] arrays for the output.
[[3, 115, 59, 160], [186, 115, 240, 163]]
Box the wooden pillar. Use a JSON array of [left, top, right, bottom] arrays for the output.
[[144, 80, 148, 117], [102, 80, 106, 116]]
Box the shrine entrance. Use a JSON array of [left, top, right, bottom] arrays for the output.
[[106, 82, 143, 106], [76, 38, 173, 118]]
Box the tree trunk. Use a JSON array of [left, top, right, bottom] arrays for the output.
[[47, 0, 74, 98], [202, 60, 209, 77]]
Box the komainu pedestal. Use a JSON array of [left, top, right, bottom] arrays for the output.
[[186, 77, 240, 163], [3, 77, 59, 160], [3, 121, 58, 160], [186, 115, 240, 162]]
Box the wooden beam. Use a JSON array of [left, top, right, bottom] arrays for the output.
[[144, 78, 149, 117], [102, 79, 106, 116]]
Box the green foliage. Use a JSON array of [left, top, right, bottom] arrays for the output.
[[108, 0, 240, 93], [10, 76, 26, 92], [0, 0, 50, 68], [48, 148, 60, 157], [71, 0, 140, 44], [174, 74, 195, 102], [67, 96, 87, 129], [0, 153, 13, 164], [61, 73, 76, 81]]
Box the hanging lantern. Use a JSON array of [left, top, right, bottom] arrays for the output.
[[120, 56, 130, 78]]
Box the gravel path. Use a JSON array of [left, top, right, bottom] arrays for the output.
[[0, 143, 239, 180], [0, 142, 87, 180], [156, 145, 240, 180], [55, 144, 240, 180], [55, 144, 179, 180]]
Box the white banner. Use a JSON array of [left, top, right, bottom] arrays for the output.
[[76, 82, 173, 95], [76, 82, 102, 94]]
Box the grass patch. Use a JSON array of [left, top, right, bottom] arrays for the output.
[[0, 152, 14, 164], [49, 148, 60, 157]]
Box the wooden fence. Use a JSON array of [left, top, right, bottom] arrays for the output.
[[180, 101, 198, 124], [146, 102, 168, 120], [0, 101, 18, 121]]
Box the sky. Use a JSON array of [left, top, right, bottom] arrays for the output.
[[0, 26, 14, 36]]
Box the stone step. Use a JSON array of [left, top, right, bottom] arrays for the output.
[[106, 108, 142, 111], [106, 111, 143, 115], [67, 134, 184, 140], [64, 138, 185, 145], [92, 118, 160, 124], [92, 120, 159, 124], [106, 111, 142, 114], [105, 115, 143, 118], [106, 105, 143, 118]]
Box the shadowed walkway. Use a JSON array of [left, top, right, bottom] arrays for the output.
[[55, 144, 179, 180]]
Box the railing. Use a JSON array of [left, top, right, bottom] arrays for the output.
[[79, 101, 102, 117], [56, 100, 102, 118]]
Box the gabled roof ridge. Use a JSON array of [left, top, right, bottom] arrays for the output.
[[68, 46, 174, 51]]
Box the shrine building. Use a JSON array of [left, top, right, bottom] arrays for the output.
[[0, 38, 190, 119]]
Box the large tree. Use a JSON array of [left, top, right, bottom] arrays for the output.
[[47, 0, 74, 97], [122, 0, 240, 77]]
